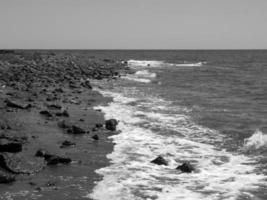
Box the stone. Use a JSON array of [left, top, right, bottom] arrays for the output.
[[92, 135, 99, 140], [105, 119, 118, 131], [176, 162, 194, 173], [39, 110, 53, 117], [56, 110, 69, 117], [46, 156, 71, 165], [60, 140, 75, 148], [67, 125, 86, 134], [0, 139, 22, 153], [151, 156, 168, 166], [5, 99, 31, 109]]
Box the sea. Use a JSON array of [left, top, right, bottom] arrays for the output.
[[87, 50, 267, 200]]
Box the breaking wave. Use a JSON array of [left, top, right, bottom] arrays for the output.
[[127, 59, 205, 68], [243, 129, 267, 152], [121, 70, 157, 83], [88, 90, 266, 200]]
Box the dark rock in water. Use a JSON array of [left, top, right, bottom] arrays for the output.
[[0, 172, 15, 184], [39, 110, 53, 117], [176, 162, 194, 173], [92, 134, 99, 140], [60, 140, 75, 148], [47, 104, 62, 109], [56, 110, 69, 117], [0, 139, 22, 153], [95, 123, 103, 128], [151, 156, 168, 166], [67, 125, 86, 134], [5, 99, 31, 109], [105, 119, 118, 131], [35, 149, 71, 165], [46, 156, 71, 165]]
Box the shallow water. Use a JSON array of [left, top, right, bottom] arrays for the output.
[[89, 50, 267, 200]]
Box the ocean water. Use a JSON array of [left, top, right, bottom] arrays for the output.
[[88, 50, 267, 200]]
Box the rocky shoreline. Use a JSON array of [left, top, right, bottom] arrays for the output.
[[0, 50, 128, 199]]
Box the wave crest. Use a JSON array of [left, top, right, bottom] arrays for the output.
[[243, 129, 267, 152]]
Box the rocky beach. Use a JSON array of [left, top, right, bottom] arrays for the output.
[[0, 50, 129, 200]]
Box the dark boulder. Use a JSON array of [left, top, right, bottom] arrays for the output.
[[95, 123, 103, 128], [176, 162, 194, 173], [67, 125, 86, 134], [151, 156, 168, 166], [0, 139, 22, 153], [39, 110, 53, 117], [35, 149, 71, 165], [92, 135, 99, 140], [35, 149, 53, 160], [0, 172, 15, 184], [47, 104, 62, 109], [105, 119, 118, 131], [5, 99, 31, 109], [60, 140, 75, 148], [56, 110, 69, 117], [46, 156, 71, 165]]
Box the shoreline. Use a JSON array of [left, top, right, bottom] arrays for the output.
[[0, 50, 127, 199]]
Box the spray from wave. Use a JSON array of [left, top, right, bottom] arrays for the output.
[[243, 129, 267, 152]]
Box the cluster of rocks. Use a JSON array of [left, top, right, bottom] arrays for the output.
[[0, 50, 124, 188], [151, 155, 195, 173]]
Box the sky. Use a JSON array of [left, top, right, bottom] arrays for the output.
[[0, 0, 267, 49]]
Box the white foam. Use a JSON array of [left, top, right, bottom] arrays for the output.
[[127, 60, 164, 67], [243, 129, 267, 152], [171, 62, 205, 67], [127, 59, 205, 68], [135, 70, 157, 78], [120, 69, 157, 83], [121, 76, 152, 83], [88, 91, 266, 200]]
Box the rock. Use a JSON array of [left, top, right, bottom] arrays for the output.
[[35, 149, 53, 160], [95, 123, 103, 128], [0, 139, 22, 153], [35, 149, 71, 165], [67, 125, 85, 134], [47, 104, 62, 109], [81, 79, 92, 89], [92, 135, 99, 140], [39, 110, 53, 117], [55, 110, 69, 117], [176, 162, 194, 173], [151, 156, 168, 166], [105, 119, 118, 131], [5, 99, 31, 109], [60, 140, 75, 148], [57, 120, 69, 129], [46, 156, 71, 165], [0, 172, 15, 184], [0, 152, 44, 174]]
